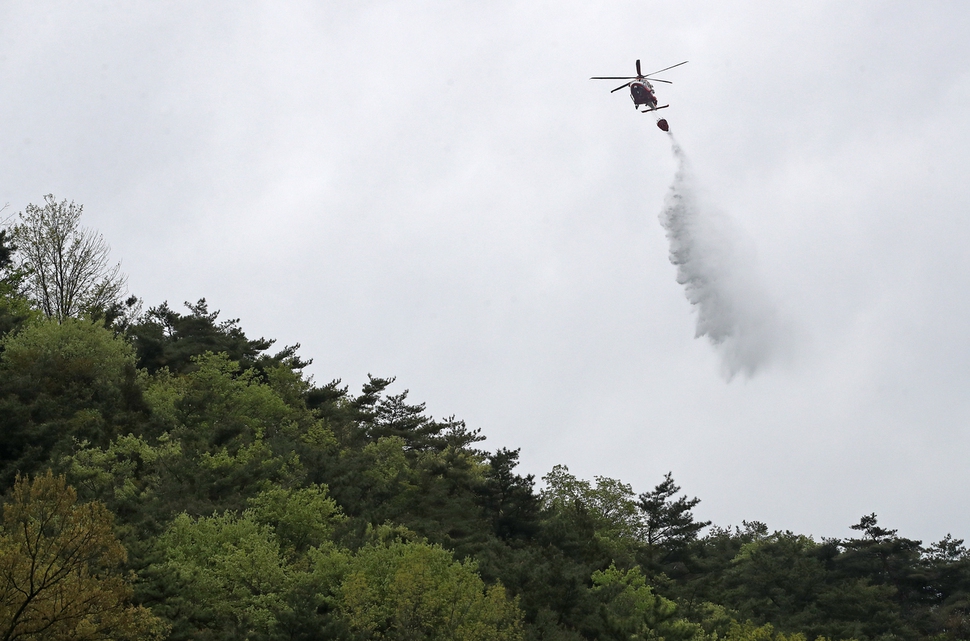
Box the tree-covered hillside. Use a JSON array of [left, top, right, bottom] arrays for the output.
[[0, 198, 968, 640]]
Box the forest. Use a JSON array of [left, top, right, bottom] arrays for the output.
[[0, 196, 967, 640]]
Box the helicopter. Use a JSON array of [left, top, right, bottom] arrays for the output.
[[591, 59, 688, 131]]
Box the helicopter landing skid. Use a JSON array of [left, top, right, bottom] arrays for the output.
[[640, 105, 669, 113]]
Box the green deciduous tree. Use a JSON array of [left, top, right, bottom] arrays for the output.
[[0, 318, 143, 488], [246, 484, 344, 556], [141, 352, 306, 515], [156, 511, 292, 640], [588, 564, 702, 641], [540, 465, 642, 567], [719, 532, 830, 634], [0, 471, 165, 641], [339, 539, 523, 641]]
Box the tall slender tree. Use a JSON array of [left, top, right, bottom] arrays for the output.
[[638, 473, 710, 567], [11, 195, 127, 322]]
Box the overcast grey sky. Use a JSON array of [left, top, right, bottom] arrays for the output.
[[2, 1, 969, 543]]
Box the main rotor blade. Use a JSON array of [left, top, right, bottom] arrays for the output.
[[645, 60, 688, 77], [610, 81, 632, 93], [591, 76, 636, 80], [636, 59, 642, 76], [649, 78, 672, 84]]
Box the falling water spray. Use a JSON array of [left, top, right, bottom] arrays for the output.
[[659, 134, 786, 378]]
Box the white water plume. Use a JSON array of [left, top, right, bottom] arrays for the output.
[[659, 135, 787, 378]]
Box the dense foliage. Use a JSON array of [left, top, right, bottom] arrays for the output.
[[0, 203, 968, 640]]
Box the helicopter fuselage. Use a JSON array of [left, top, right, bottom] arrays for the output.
[[629, 80, 658, 109]]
